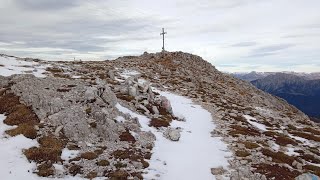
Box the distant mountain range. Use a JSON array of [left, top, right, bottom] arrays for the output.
[[232, 72, 320, 122], [232, 71, 320, 81]]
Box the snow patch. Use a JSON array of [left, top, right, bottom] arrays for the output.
[[0, 56, 48, 78], [243, 115, 267, 131], [0, 114, 39, 179], [119, 69, 140, 79], [115, 116, 126, 123], [61, 148, 80, 161], [285, 147, 300, 156]]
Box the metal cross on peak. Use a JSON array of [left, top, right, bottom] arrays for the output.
[[160, 28, 167, 51]]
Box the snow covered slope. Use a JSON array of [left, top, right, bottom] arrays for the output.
[[0, 55, 48, 77], [116, 90, 231, 180]]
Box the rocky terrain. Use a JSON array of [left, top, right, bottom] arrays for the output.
[[0, 52, 320, 180]]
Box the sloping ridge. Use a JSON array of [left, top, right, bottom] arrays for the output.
[[0, 51, 319, 179]]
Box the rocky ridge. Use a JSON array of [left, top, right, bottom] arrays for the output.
[[0, 52, 320, 179]]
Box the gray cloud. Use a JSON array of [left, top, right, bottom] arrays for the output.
[[13, 0, 82, 11], [246, 52, 278, 58], [230, 42, 257, 47], [253, 44, 294, 53]]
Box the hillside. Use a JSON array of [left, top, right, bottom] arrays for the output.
[[0, 52, 319, 179], [251, 73, 320, 120]]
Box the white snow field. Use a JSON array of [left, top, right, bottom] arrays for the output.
[[0, 56, 48, 77], [0, 114, 40, 180], [0, 114, 103, 180], [117, 91, 231, 180]]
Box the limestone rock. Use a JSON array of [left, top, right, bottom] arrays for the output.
[[160, 96, 173, 114], [295, 173, 320, 180], [164, 128, 181, 141], [211, 166, 226, 175]]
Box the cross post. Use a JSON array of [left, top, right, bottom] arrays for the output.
[[160, 28, 167, 51]]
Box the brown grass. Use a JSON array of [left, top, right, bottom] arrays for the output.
[[275, 135, 298, 146], [309, 147, 320, 156], [241, 141, 260, 149], [253, 163, 300, 180], [106, 170, 129, 179], [69, 164, 83, 176], [4, 105, 38, 125], [24, 136, 66, 163], [46, 67, 64, 73], [289, 131, 320, 142], [6, 123, 37, 139], [119, 130, 136, 143], [24, 147, 62, 163], [85, 107, 92, 115], [149, 118, 170, 128], [67, 144, 80, 150], [114, 162, 127, 168], [302, 127, 320, 135], [53, 73, 71, 79], [85, 171, 97, 179], [235, 150, 250, 157], [0, 93, 40, 139], [80, 152, 98, 160], [263, 131, 282, 138], [261, 148, 296, 165], [304, 165, 320, 176], [97, 160, 110, 166], [37, 162, 54, 177], [229, 125, 261, 137], [116, 93, 135, 102], [299, 154, 320, 164]]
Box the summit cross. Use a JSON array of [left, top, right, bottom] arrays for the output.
[[160, 28, 167, 51]]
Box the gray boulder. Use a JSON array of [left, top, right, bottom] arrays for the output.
[[164, 128, 181, 141]]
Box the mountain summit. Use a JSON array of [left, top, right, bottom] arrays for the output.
[[0, 52, 319, 179]]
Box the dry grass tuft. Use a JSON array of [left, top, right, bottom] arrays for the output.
[[302, 127, 320, 135], [37, 162, 54, 177], [46, 67, 64, 73], [235, 150, 250, 157], [229, 125, 261, 137], [69, 164, 83, 176], [253, 163, 300, 180], [275, 135, 298, 146], [289, 131, 320, 142], [6, 123, 37, 139], [106, 170, 129, 179], [116, 93, 135, 102], [80, 152, 98, 160], [299, 154, 320, 164], [241, 141, 260, 149], [304, 165, 320, 176], [119, 130, 136, 143], [97, 160, 110, 166], [149, 118, 170, 128], [24, 135, 66, 163], [24, 146, 62, 163], [85, 171, 97, 179], [261, 148, 296, 165]]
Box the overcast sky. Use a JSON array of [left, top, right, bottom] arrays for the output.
[[0, 0, 319, 72]]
